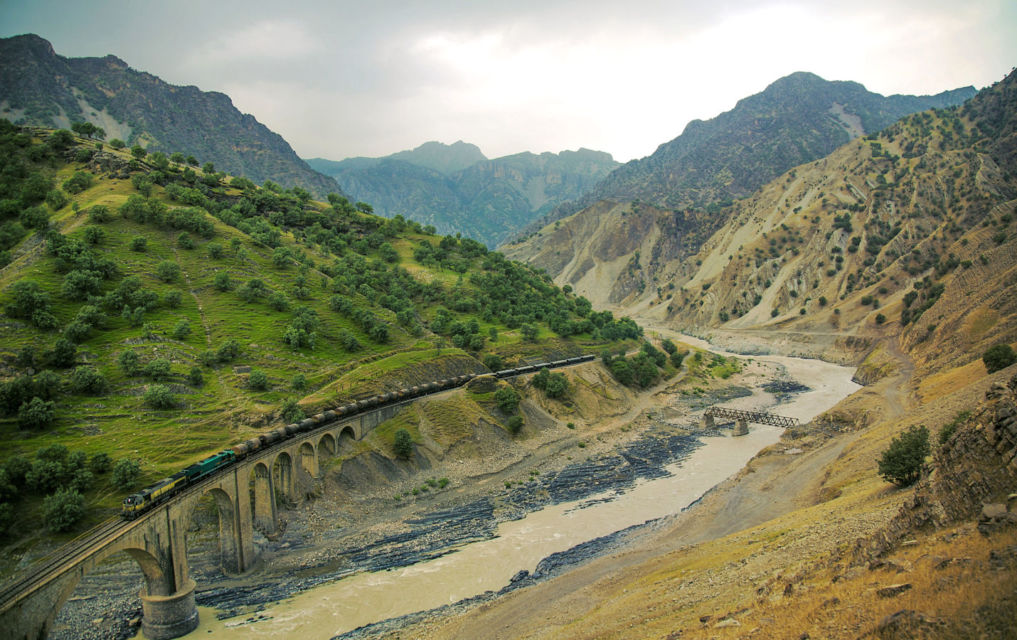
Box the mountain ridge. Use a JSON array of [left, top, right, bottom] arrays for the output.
[[0, 33, 344, 199], [510, 71, 976, 243], [308, 144, 618, 247]]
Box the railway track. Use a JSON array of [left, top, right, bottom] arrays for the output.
[[0, 354, 597, 614]]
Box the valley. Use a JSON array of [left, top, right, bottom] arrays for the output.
[[0, 25, 1014, 640]]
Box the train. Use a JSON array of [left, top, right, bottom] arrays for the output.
[[121, 354, 595, 518]]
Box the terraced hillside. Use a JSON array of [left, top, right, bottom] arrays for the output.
[[0, 123, 642, 553]]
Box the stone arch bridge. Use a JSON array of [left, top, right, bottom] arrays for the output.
[[0, 403, 400, 640]]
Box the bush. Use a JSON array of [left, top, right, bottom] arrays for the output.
[[144, 384, 176, 409], [171, 318, 191, 340], [248, 369, 269, 390], [291, 374, 307, 391], [507, 415, 524, 434], [187, 366, 204, 387], [163, 290, 182, 309], [877, 425, 929, 487], [130, 235, 147, 252], [983, 344, 1017, 373], [216, 339, 240, 362], [43, 488, 85, 533], [156, 260, 180, 283], [143, 358, 171, 381], [47, 339, 77, 367], [83, 226, 104, 245], [176, 232, 194, 249], [281, 399, 305, 423], [112, 459, 140, 490], [118, 349, 141, 376], [89, 453, 112, 474], [483, 354, 503, 371], [393, 428, 413, 458], [18, 396, 56, 429], [494, 386, 520, 414], [68, 367, 109, 395], [214, 271, 233, 291]]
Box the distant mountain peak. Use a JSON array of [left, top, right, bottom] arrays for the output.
[[389, 140, 488, 174]]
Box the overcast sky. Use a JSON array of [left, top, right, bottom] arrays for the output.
[[2, 0, 1015, 162]]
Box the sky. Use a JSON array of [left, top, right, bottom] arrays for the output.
[[1, 0, 1015, 163]]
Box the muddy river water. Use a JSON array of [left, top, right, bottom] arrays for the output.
[[185, 345, 860, 639]]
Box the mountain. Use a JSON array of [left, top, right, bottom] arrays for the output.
[[0, 33, 343, 198], [389, 140, 487, 174], [513, 72, 976, 240], [308, 145, 618, 247], [506, 69, 1017, 377]]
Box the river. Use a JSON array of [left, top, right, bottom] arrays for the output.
[[184, 345, 859, 639]]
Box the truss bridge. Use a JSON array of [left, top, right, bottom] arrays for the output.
[[702, 407, 800, 436]]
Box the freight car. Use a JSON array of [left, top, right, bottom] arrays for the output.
[[121, 354, 593, 518]]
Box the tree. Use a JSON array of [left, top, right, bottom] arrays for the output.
[[543, 373, 568, 399], [118, 349, 141, 376], [130, 235, 147, 252], [47, 339, 77, 368], [130, 145, 147, 160], [507, 416, 524, 434], [89, 453, 112, 474], [878, 425, 929, 487], [143, 358, 172, 381], [43, 488, 85, 533], [983, 344, 1017, 373], [483, 354, 503, 371], [248, 369, 269, 390], [18, 397, 55, 429], [143, 384, 176, 409], [187, 366, 204, 387], [68, 367, 109, 395], [171, 319, 191, 340], [494, 386, 520, 414], [109, 138, 126, 149], [112, 459, 140, 490], [520, 323, 539, 342], [393, 428, 413, 458], [214, 271, 233, 291], [156, 260, 180, 283]]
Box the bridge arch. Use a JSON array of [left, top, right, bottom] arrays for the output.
[[318, 432, 336, 469], [339, 424, 356, 445], [298, 441, 318, 478], [249, 462, 276, 534], [271, 450, 294, 504]]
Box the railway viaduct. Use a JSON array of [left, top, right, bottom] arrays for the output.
[[0, 403, 402, 640]]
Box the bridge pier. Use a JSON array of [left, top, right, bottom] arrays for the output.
[[701, 413, 715, 429], [733, 419, 748, 436], [140, 579, 198, 640]]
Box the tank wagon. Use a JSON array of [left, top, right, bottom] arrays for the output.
[[122, 354, 595, 517]]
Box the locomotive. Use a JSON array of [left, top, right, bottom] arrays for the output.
[[121, 354, 594, 518]]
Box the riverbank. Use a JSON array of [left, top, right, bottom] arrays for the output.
[[178, 350, 857, 639]]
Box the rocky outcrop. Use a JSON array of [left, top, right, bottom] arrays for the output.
[[859, 374, 1017, 559]]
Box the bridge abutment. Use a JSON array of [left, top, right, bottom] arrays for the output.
[[701, 414, 715, 429], [140, 578, 198, 640]]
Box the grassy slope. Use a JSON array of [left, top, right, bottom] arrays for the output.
[[0, 128, 630, 547]]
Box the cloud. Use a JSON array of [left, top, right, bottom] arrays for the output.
[[188, 19, 322, 65]]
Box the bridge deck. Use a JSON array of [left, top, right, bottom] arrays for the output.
[[704, 406, 799, 427]]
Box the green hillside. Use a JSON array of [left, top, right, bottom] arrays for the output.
[[0, 122, 640, 545]]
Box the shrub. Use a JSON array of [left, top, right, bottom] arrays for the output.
[[393, 428, 413, 458], [216, 339, 240, 362], [507, 416, 524, 434], [983, 344, 1017, 373], [171, 318, 191, 340], [62, 171, 94, 194], [19, 397, 56, 429], [118, 349, 141, 376], [89, 453, 112, 474], [144, 384, 176, 409], [43, 488, 85, 532], [163, 290, 182, 309], [281, 399, 305, 423], [143, 358, 171, 381], [214, 271, 233, 291], [176, 232, 194, 249], [248, 369, 269, 390], [483, 354, 503, 371], [494, 387, 520, 414], [207, 242, 224, 258], [83, 226, 104, 245], [291, 374, 307, 391], [130, 235, 147, 252], [112, 459, 140, 489], [68, 367, 109, 395], [877, 425, 929, 487], [156, 260, 180, 283], [187, 366, 204, 387], [48, 339, 77, 367]]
